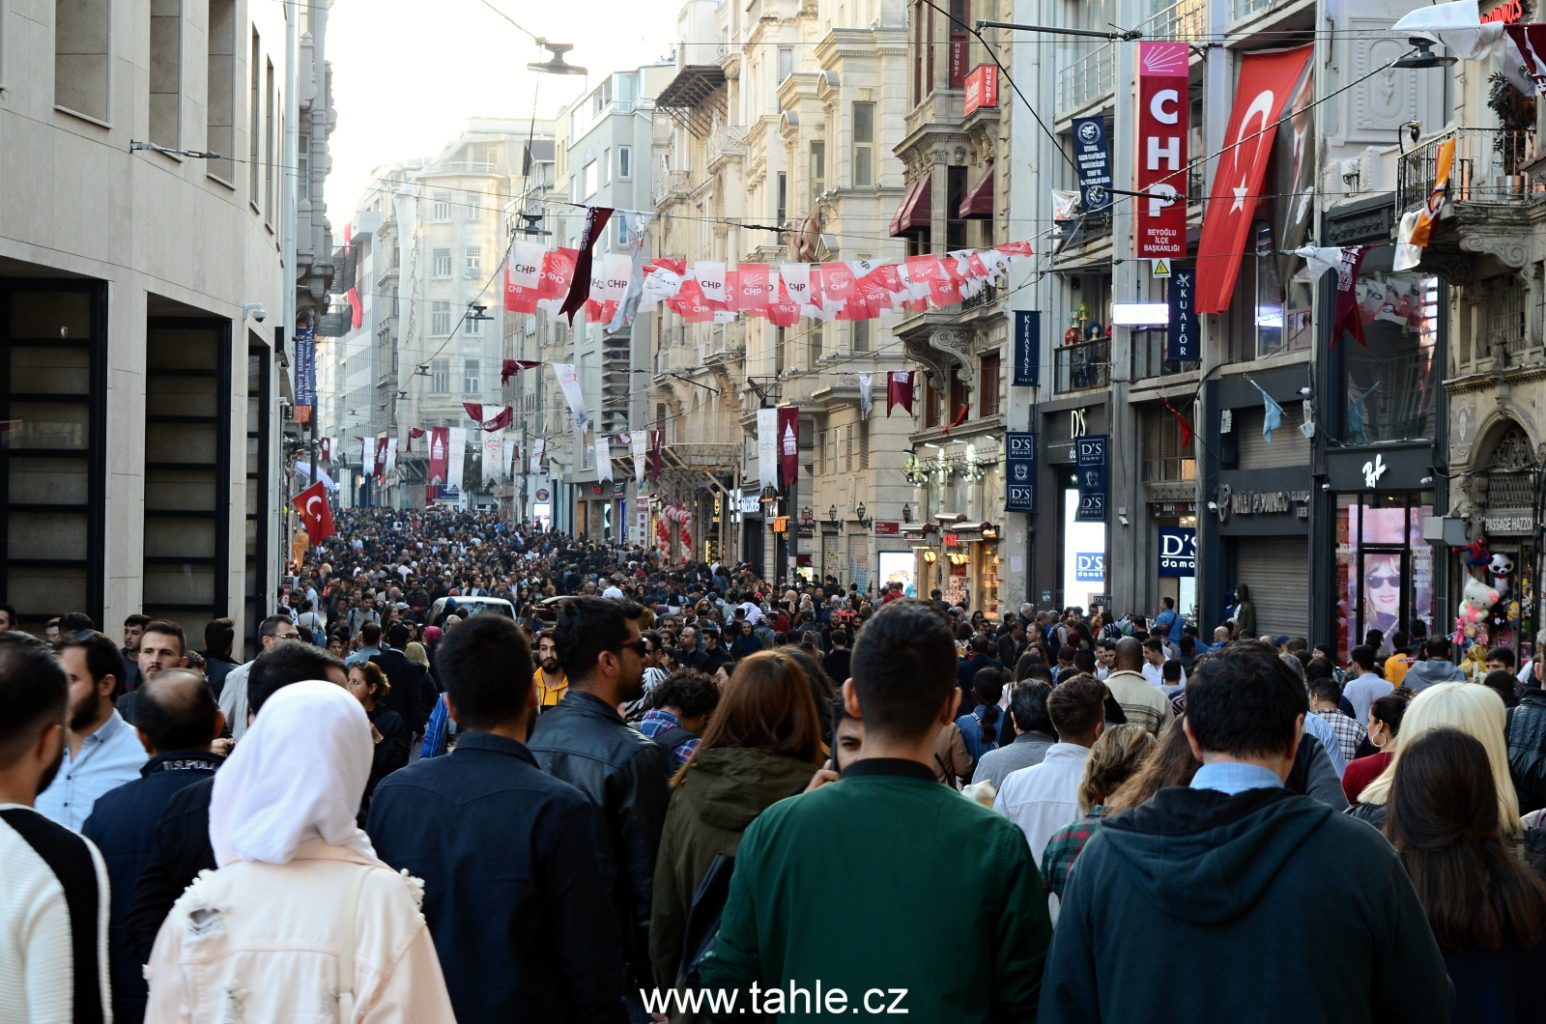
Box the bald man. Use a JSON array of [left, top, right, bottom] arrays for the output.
[[84, 670, 224, 1024], [1100, 637, 1176, 738]]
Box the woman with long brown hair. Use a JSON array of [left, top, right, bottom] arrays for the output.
[[1385, 728, 1546, 1021], [649, 651, 827, 995]]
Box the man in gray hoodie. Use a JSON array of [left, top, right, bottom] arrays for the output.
[[1402, 636, 1467, 693]]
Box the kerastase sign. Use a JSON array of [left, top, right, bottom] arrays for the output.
[[1135, 42, 1189, 258]]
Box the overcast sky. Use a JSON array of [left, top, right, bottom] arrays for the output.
[[325, 0, 680, 219]]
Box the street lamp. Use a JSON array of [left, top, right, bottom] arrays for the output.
[[828, 504, 839, 525], [855, 502, 872, 528], [902, 503, 912, 523]]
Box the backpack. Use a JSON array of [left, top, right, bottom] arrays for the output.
[[650, 725, 695, 758]]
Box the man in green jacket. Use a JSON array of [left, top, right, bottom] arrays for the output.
[[1039, 641, 1453, 1023], [698, 600, 1052, 1021]]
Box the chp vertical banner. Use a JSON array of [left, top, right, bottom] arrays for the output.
[[1135, 41, 1189, 259], [1076, 434, 1109, 522], [1071, 116, 1112, 213], [293, 323, 316, 422], [1005, 432, 1038, 514], [1167, 267, 1198, 360], [1012, 311, 1040, 388]]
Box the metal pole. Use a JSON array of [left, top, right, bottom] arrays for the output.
[[975, 19, 1141, 41]]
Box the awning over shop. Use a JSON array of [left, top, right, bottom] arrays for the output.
[[889, 174, 932, 237], [959, 166, 994, 219]]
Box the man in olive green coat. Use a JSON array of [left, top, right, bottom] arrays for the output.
[[698, 600, 1052, 1021]]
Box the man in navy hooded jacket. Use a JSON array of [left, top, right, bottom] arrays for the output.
[[1039, 640, 1453, 1024]]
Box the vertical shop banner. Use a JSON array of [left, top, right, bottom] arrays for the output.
[[963, 65, 999, 117], [756, 408, 778, 487], [428, 427, 449, 487], [482, 434, 504, 487], [1167, 267, 1198, 360], [1158, 527, 1197, 577], [1136, 42, 1189, 259], [294, 325, 316, 412], [551, 362, 590, 430], [1076, 434, 1109, 522], [594, 436, 613, 483], [1013, 311, 1040, 387], [1071, 116, 1113, 213], [631, 431, 647, 486], [501, 438, 516, 482], [384, 437, 398, 478], [446, 427, 467, 492], [777, 406, 800, 489], [949, 34, 968, 87], [1005, 432, 1038, 514]]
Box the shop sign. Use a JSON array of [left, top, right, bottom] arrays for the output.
[[1076, 435, 1108, 522], [950, 34, 968, 86], [1158, 526, 1196, 577], [1071, 116, 1112, 213], [1167, 267, 1198, 360], [964, 65, 999, 117], [875, 521, 901, 536], [1482, 512, 1534, 535], [1482, 0, 1524, 24], [1013, 311, 1040, 387], [536, 488, 550, 501], [943, 533, 961, 547], [1151, 501, 1195, 516], [737, 492, 761, 515], [1075, 552, 1105, 581], [1005, 431, 1037, 513], [1219, 484, 1311, 519]]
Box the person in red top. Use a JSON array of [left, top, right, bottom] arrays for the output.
[[1342, 690, 1411, 803], [881, 581, 904, 604]]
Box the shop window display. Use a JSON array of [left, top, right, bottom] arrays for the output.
[[1334, 493, 1434, 659]]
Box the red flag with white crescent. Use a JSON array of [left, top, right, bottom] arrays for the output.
[[1195, 45, 1313, 314], [291, 481, 336, 544]]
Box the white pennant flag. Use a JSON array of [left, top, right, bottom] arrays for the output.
[[594, 435, 613, 483], [507, 240, 544, 288], [756, 407, 778, 487], [1394, 210, 1424, 272], [529, 436, 546, 478], [1392, 1, 1501, 61], [858, 372, 875, 419], [631, 430, 647, 486], [384, 437, 398, 477], [779, 263, 811, 306], [501, 438, 516, 482], [551, 362, 590, 431], [359, 437, 370, 471], [447, 427, 467, 491], [694, 261, 727, 305]]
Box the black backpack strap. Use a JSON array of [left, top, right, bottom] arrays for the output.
[[650, 725, 695, 754]]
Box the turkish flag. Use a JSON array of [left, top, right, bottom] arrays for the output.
[[1195, 45, 1313, 313], [291, 481, 336, 544], [480, 406, 514, 431]]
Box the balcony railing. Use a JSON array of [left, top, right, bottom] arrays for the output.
[[962, 281, 1000, 311], [1054, 338, 1110, 394], [1131, 330, 1194, 381], [1142, 0, 1205, 41], [1398, 127, 1542, 212], [652, 169, 692, 206], [1057, 44, 1115, 118]]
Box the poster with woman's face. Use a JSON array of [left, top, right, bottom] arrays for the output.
[[1344, 501, 1434, 645]]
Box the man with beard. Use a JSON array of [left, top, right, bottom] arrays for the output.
[[116, 620, 189, 727], [534, 629, 569, 709], [529, 597, 668, 1018], [37, 631, 146, 831], [0, 631, 112, 1022]]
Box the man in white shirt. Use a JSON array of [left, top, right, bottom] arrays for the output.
[[0, 631, 112, 1023], [1140, 638, 1169, 688], [994, 674, 1107, 865]]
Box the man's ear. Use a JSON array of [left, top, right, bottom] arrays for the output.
[[941, 685, 962, 724], [1181, 715, 1204, 763], [841, 678, 862, 720]]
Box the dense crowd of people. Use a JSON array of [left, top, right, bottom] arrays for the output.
[[4, 506, 1546, 1022]]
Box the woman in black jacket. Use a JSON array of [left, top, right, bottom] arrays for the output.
[[347, 662, 411, 813], [1387, 728, 1546, 1023]]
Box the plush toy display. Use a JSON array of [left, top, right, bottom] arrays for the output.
[[1456, 573, 1499, 643]]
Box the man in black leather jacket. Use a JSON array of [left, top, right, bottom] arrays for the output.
[[1507, 651, 1546, 813], [529, 596, 669, 1011]]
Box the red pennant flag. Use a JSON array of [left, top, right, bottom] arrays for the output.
[[500, 359, 541, 385], [463, 402, 485, 423], [478, 406, 513, 431], [319, 438, 332, 463], [374, 436, 389, 480], [292, 481, 336, 544], [428, 426, 449, 486], [734, 264, 771, 314], [1330, 245, 1369, 350], [887, 371, 914, 418], [347, 288, 363, 329], [1162, 397, 1195, 450], [1195, 45, 1313, 313], [994, 241, 1034, 258], [817, 263, 856, 305], [942, 403, 970, 435], [409, 427, 426, 439], [560, 207, 613, 325], [777, 406, 799, 488], [650, 429, 663, 482]]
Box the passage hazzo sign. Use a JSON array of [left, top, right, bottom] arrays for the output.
[[1076, 434, 1108, 522], [1005, 431, 1037, 514]]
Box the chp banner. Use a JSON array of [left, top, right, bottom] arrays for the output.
[[594, 436, 613, 483], [428, 427, 449, 487], [1076, 434, 1109, 522], [1005, 432, 1037, 514], [631, 431, 647, 486], [1196, 44, 1314, 313], [1136, 42, 1190, 259]]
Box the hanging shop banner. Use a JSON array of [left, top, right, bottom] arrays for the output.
[[1167, 267, 1198, 360], [1076, 434, 1109, 522], [446, 427, 467, 492], [1013, 310, 1040, 387], [631, 431, 647, 486], [1135, 42, 1190, 259], [963, 65, 999, 117], [756, 408, 778, 487], [1071, 116, 1113, 213], [1158, 526, 1197, 577], [551, 362, 590, 431], [1195, 44, 1314, 312], [1005, 431, 1038, 514], [777, 406, 800, 489], [594, 436, 613, 483], [482, 434, 504, 487], [294, 325, 316, 411]]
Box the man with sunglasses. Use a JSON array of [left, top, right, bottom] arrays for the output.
[[529, 597, 668, 1018]]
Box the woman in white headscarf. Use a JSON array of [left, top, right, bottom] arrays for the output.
[[143, 680, 454, 1023]]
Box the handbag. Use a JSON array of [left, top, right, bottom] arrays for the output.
[[681, 853, 735, 988]]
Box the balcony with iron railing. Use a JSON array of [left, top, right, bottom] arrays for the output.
[[1228, 0, 1313, 30], [652, 169, 693, 207], [1054, 338, 1111, 394], [1397, 127, 1543, 211], [1142, 0, 1206, 41], [1057, 43, 1115, 120]]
